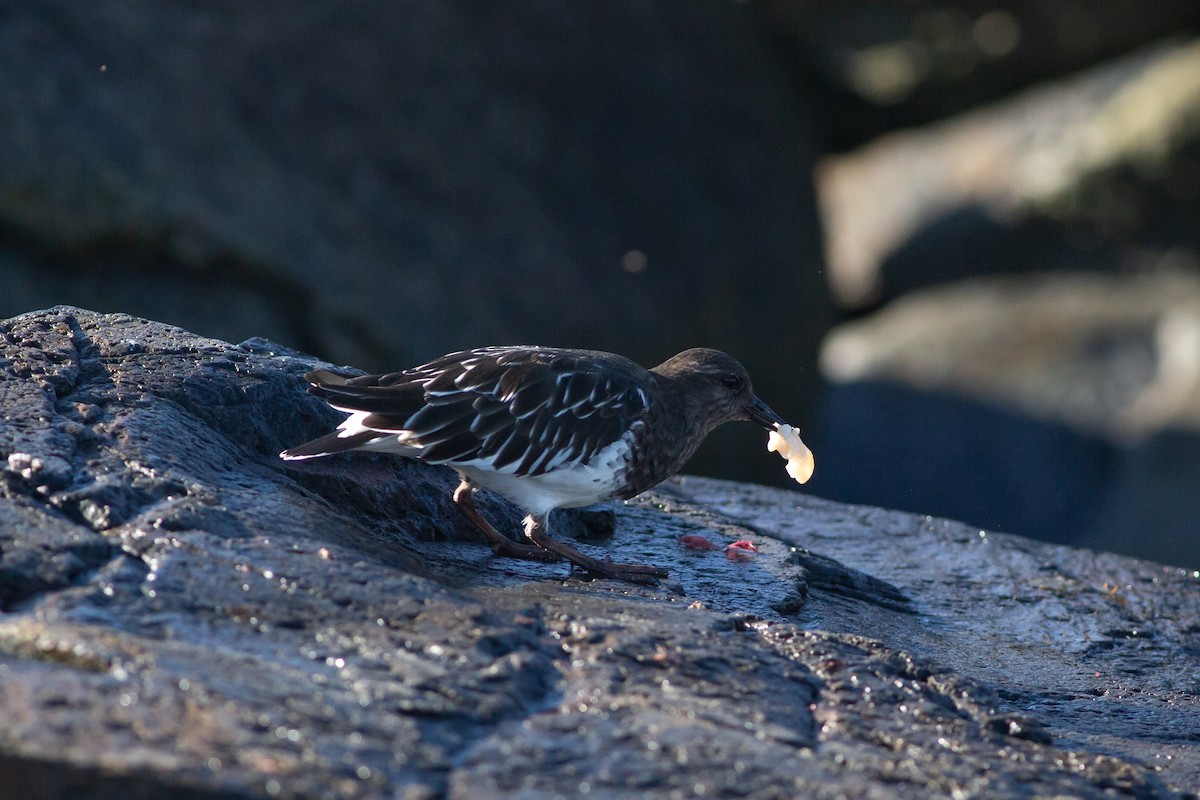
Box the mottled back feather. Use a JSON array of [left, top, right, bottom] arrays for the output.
[[297, 347, 649, 476]]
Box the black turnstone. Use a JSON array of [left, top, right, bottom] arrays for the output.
[[280, 346, 810, 583]]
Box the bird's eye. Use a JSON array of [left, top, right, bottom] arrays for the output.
[[720, 374, 744, 391]]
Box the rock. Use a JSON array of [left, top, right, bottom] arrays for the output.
[[767, 2, 1200, 148], [1, 306, 1197, 798], [0, 1, 830, 487], [815, 270, 1200, 568], [810, 37, 1200, 567], [817, 37, 1200, 308]]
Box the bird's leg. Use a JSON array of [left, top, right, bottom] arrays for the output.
[[452, 479, 558, 562], [522, 514, 668, 584]]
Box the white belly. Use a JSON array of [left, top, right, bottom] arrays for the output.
[[339, 412, 635, 517], [456, 430, 635, 516]]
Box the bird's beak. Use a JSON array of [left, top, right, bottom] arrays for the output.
[[744, 396, 787, 430]]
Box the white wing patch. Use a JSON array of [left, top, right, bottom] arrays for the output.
[[336, 410, 423, 450]]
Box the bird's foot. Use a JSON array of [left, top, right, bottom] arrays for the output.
[[573, 559, 670, 586], [488, 538, 562, 563], [453, 479, 560, 563], [453, 482, 668, 583], [522, 514, 668, 585]]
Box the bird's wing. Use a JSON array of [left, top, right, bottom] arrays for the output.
[[300, 348, 649, 475]]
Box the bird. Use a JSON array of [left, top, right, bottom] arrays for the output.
[[280, 346, 802, 583]]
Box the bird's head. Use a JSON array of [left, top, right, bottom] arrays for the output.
[[652, 348, 788, 434]]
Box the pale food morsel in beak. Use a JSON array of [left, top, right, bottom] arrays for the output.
[[766, 423, 815, 485]]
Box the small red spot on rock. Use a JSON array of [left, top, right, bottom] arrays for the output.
[[725, 540, 759, 559]]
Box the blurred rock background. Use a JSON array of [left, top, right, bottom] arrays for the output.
[[3, 1, 1200, 566], [804, 11, 1200, 570]]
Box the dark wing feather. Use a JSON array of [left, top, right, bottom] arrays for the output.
[[468, 405, 512, 438], [299, 347, 649, 476], [306, 369, 428, 417], [562, 371, 599, 409]]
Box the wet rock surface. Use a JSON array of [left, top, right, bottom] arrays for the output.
[[1, 307, 1198, 799]]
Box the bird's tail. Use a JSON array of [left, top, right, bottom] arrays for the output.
[[280, 369, 384, 460], [279, 428, 381, 460]]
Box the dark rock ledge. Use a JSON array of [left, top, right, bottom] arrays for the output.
[[1, 306, 1197, 799]]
